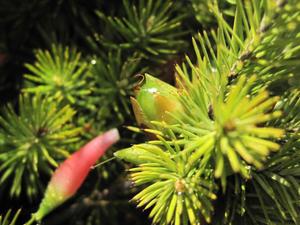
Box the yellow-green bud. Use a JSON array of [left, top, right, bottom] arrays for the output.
[[131, 74, 183, 128]]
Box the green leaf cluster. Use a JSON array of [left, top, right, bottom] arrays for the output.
[[94, 0, 187, 63], [24, 44, 90, 105], [0, 94, 80, 199], [118, 140, 217, 225], [87, 50, 143, 125]]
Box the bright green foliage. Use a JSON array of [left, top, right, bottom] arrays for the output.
[[95, 0, 187, 62], [114, 144, 152, 165], [0, 95, 81, 199], [220, 89, 300, 225], [173, 70, 284, 181], [24, 45, 90, 105], [88, 50, 142, 125], [180, 0, 300, 94], [212, 75, 283, 175], [0, 209, 21, 225], [128, 142, 217, 225], [115, 0, 300, 224]]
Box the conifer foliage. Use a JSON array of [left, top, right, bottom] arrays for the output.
[[0, 0, 299, 225], [116, 0, 300, 224]]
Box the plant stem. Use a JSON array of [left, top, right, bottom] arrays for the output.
[[24, 215, 36, 225], [91, 156, 116, 169]]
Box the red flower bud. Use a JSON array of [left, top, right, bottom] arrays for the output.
[[34, 129, 120, 221]]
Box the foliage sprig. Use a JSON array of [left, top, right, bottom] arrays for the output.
[[88, 50, 143, 126], [24, 44, 89, 105], [121, 141, 217, 225], [0, 94, 81, 199], [95, 0, 187, 62]]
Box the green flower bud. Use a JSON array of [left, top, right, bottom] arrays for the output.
[[131, 74, 183, 127], [114, 145, 151, 165]]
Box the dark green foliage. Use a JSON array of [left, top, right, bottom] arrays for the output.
[[190, 0, 233, 26], [273, 89, 300, 132], [236, 0, 300, 93], [95, 0, 187, 63], [0, 209, 21, 225], [87, 50, 143, 126], [221, 132, 300, 224], [0, 95, 80, 199]]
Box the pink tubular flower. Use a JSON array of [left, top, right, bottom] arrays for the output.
[[34, 129, 120, 221]]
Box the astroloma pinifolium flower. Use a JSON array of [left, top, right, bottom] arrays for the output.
[[33, 129, 120, 222]]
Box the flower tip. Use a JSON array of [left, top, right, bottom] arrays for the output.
[[103, 128, 120, 144]]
